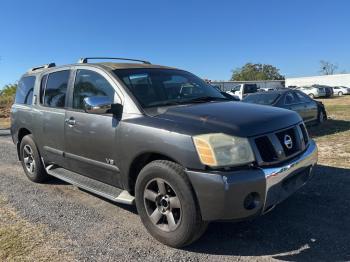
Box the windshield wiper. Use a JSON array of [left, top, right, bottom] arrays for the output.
[[185, 96, 229, 103], [146, 100, 184, 107]]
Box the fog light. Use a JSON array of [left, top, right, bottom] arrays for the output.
[[244, 192, 260, 210]]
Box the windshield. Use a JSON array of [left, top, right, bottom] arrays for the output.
[[243, 93, 280, 105], [114, 68, 226, 108]]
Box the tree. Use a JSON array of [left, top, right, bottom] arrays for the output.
[[231, 63, 284, 81], [0, 83, 17, 97], [319, 60, 338, 75]]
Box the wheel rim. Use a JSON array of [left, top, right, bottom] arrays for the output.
[[339, 92, 343, 96], [143, 178, 181, 232], [23, 145, 35, 174], [319, 111, 324, 123]]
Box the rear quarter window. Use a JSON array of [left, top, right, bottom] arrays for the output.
[[15, 76, 36, 105]]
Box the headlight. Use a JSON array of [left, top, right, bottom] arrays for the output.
[[193, 133, 255, 167]]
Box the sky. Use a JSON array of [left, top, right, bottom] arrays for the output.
[[1, 0, 350, 88]]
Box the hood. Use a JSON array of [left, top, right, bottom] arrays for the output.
[[153, 101, 302, 137]]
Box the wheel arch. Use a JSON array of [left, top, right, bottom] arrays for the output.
[[16, 128, 33, 160], [127, 152, 181, 195]]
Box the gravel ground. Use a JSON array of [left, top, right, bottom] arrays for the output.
[[0, 130, 350, 261]]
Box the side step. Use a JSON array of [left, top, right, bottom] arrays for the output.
[[46, 165, 135, 205]]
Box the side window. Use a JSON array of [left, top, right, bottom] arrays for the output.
[[73, 70, 116, 110], [15, 76, 36, 105], [44, 70, 70, 108], [295, 91, 311, 102], [284, 92, 297, 105]]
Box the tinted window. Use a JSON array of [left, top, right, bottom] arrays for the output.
[[243, 93, 280, 105], [15, 76, 36, 105], [73, 70, 115, 110], [244, 84, 258, 94], [284, 92, 297, 105], [114, 68, 224, 108], [44, 71, 70, 108], [295, 91, 311, 102]]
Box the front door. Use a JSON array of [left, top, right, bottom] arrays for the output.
[[64, 68, 122, 187]]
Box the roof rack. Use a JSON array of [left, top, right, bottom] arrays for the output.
[[29, 63, 56, 72], [78, 57, 151, 64]]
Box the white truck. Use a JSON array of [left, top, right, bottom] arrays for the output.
[[226, 83, 258, 100]]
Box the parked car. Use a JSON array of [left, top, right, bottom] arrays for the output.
[[316, 85, 333, 98], [226, 83, 258, 100], [259, 87, 280, 92], [297, 86, 326, 98], [243, 89, 327, 124], [11, 58, 318, 247], [212, 85, 240, 101], [332, 86, 350, 96]]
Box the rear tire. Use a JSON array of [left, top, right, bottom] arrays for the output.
[[135, 160, 207, 248], [318, 110, 325, 124], [20, 135, 49, 183]]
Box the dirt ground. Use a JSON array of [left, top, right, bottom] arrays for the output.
[[0, 96, 349, 261]]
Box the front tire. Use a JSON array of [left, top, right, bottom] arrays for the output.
[[309, 93, 315, 99], [338, 91, 343, 96], [20, 135, 49, 183], [135, 160, 207, 247]]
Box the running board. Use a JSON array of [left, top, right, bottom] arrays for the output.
[[45, 165, 134, 205]]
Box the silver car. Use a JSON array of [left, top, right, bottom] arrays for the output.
[[298, 86, 326, 98], [333, 86, 350, 96]]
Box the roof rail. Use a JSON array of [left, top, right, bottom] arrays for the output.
[[78, 57, 151, 64], [29, 63, 56, 72]]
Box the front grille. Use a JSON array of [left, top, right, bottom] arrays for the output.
[[299, 124, 309, 145], [276, 128, 299, 156], [252, 124, 307, 166], [255, 136, 278, 162]]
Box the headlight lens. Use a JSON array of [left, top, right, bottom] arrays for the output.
[[193, 133, 255, 167]]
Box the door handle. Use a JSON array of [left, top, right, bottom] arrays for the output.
[[65, 118, 76, 126]]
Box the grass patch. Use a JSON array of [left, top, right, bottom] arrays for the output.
[[309, 96, 350, 168], [0, 196, 74, 261], [0, 118, 10, 129]]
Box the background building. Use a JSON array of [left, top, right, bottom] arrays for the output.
[[286, 73, 350, 87], [211, 80, 285, 91]]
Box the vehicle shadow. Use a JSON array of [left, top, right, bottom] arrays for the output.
[[308, 119, 350, 138], [186, 165, 350, 261]]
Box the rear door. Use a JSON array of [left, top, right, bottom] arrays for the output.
[[284, 92, 307, 120], [294, 91, 318, 121], [64, 67, 122, 187], [39, 69, 71, 168]]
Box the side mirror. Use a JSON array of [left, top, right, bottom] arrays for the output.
[[83, 96, 122, 116]]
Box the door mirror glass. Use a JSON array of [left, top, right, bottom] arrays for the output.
[[83, 96, 113, 114]]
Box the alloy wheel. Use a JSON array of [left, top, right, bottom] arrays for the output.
[[319, 111, 324, 123], [23, 145, 35, 174], [143, 178, 182, 232]]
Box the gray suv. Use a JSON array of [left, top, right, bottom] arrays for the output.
[[11, 57, 318, 247]]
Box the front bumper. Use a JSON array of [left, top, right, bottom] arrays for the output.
[[186, 140, 318, 221]]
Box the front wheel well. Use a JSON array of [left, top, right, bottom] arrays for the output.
[[128, 153, 179, 195]]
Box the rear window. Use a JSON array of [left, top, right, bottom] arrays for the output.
[[244, 84, 258, 94], [43, 70, 70, 108], [243, 93, 280, 105], [15, 76, 36, 105]]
